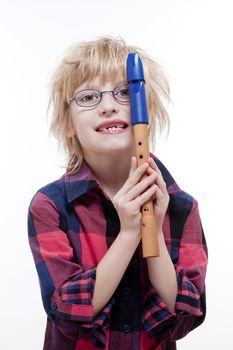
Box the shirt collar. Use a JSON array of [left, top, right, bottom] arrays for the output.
[[64, 161, 100, 203], [63, 154, 180, 203]]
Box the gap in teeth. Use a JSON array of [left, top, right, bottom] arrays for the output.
[[100, 126, 124, 131]]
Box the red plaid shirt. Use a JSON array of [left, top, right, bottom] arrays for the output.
[[28, 154, 207, 349]]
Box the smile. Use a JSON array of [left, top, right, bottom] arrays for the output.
[[95, 120, 129, 135], [97, 125, 128, 134]]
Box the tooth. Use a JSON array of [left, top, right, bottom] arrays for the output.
[[98, 125, 125, 132], [98, 123, 126, 132]]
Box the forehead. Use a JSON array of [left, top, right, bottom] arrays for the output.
[[75, 74, 127, 92]]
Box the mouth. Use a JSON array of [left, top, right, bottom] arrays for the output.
[[95, 120, 129, 134]]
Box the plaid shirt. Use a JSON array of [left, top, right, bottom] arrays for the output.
[[28, 154, 207, 350]]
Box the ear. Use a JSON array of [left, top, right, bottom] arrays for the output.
[[67, 126, 76, 138]]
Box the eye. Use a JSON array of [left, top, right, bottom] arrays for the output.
[[120, 88, 129, 96], [114, 85, 130, 100], [80, 93, 98, 102], [119, 87, 130, 96], [76, 90, 100, 106]]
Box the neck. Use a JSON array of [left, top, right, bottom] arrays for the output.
[[84, 150, 134, 198]]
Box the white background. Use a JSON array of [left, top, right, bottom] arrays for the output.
[[0, 0, 232, 349]]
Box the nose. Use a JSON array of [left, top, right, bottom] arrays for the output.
[[98, 93, 119, 116]]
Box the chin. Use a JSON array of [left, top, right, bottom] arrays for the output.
[[104, 143, 134, 155]]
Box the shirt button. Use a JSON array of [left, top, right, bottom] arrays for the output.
[[122, 324, 131, 333], [123, 287, 130, 296], [51, 302, 57, 311]]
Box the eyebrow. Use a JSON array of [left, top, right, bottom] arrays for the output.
[[77, 81, 128, 91]]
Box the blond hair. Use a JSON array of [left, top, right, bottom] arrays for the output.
[[48, 36, 170, 173]]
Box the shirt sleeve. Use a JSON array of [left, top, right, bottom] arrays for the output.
[[28, 191, 114, 345], [142, 199, 208, 340]]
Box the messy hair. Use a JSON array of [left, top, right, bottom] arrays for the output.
[[48, 36, 170, 173]]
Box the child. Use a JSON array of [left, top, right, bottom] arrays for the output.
[[28, 36, 208, 350]]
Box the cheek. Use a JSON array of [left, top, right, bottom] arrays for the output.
[[71, 111, 86, 134], [71, 118, 93, 148], [74, 124, 86, 141], [123, 105, 131, 122], [124, 104, 130, 113]]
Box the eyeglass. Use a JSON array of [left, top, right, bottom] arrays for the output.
[[70, 84, 130, 107]]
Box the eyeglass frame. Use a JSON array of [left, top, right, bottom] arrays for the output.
[[69, 84, 130, 108]]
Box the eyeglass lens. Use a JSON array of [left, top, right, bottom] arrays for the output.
[[74, 85, 130, 107]]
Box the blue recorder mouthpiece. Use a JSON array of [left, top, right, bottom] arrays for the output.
[[127, 53, 149, 125]]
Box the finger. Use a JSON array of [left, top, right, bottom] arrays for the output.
[[126, 172, 157, 201], [146, 166, 158, 177], [134, 183, 157, 208], [146, 164, 167, 193], [151, 185, 164, 202], [129, 156, 137, 176], [148, 157, 162, 176], [119, 161, 149, 196], [130, 161, 149, 183], [156, 173, 167, 193]]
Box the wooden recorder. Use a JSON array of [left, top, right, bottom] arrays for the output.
[[127, 53, 159, 258]]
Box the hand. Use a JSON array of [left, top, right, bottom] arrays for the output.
[[146, 157, 170, 232], [112, 157, 157, 239]]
